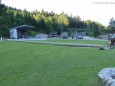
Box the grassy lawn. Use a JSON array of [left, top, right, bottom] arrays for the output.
[[0, 40, 114, 86], [33, 39, 108, 46]]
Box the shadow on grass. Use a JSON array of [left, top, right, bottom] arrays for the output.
[[97, 77, 103, 86]]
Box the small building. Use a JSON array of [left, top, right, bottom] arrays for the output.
[[10, 29, 17, 39], [10, 25, 35, 39]]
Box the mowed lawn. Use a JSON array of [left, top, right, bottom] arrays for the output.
[[0, 41, 115, 86], [34, 39, 108, 46]]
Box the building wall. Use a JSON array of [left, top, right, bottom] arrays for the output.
[[10, 29, 17, 39]]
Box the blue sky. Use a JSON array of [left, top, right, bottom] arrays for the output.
[[2, 0, 115, 26]]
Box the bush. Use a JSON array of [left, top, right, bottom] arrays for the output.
[[27, 30, 37, 37]]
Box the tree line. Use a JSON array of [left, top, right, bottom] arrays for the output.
[[0, 4, 114, 38]]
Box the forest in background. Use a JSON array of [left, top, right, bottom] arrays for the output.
[[0, 4, 115, 38]]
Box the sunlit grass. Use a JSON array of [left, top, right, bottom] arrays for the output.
[[0, 41, 114, 86]]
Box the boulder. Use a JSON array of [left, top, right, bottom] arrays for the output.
[[98, 68, 115, 86]]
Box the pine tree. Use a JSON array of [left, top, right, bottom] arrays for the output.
[[108, 18, 115, 33]]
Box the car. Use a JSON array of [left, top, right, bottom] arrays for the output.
[[76, 35, 83, 39]]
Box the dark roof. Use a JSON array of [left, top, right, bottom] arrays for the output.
[[11, 25, 35, 30]]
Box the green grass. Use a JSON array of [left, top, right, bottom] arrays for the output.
[[34, 39, 108, 46], [0, 40, 114, 86]]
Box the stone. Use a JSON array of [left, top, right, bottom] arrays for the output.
[[98, 68, 115, 86]]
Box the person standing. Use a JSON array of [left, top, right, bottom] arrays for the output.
[[108, 33, 115, 49]]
